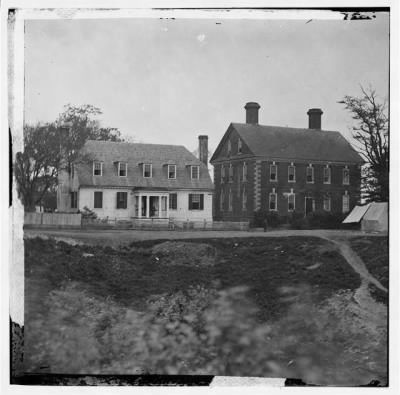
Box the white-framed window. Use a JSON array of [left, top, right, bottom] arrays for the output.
[[118, 162, 127, 177], [93, 161, 102, 176], [323, 166, 331, 184], [323, 195, 331, 211], [242, 185, 247, 211], [288, 191, 295, 212], [220, 189, 224, 211], [270, 163, 277, 182], [306, 164, 314, 183], [228, 163, 233, 182], [343, 167, 350, 185], [342, 191, 350, 213], [269, 189, 277, 211], [238, 138, 243, 154], [168, 164, 176, 179], [227, 139, 232, 155], [189, 194, 204, 210], [143, 163, 152, 178], [221, 165, 225, 184], [191, 165, 200, 179], [288, 163, 296, 183], [228, 187, 233, 211], [243, 161, 247, 182]]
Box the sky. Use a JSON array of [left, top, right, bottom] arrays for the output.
[[24, 11, 389, 155]]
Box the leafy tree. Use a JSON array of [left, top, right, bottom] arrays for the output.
[[15, 104, 124, 211], [339, 87, 388, 202]]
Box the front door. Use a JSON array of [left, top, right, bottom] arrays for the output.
[[305, 197, 313, 215]]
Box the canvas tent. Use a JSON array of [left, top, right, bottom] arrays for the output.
[[343, 202, 388, 233]]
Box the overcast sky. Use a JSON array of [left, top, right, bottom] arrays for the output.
[[24, 12, 389, 154]]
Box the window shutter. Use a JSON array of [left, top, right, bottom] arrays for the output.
[[200, 194, 204, 210], [188, 194, 193, 210]]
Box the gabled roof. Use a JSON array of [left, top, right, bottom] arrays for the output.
[[210, 123, 363, 164], [75, 140, 213, 190]]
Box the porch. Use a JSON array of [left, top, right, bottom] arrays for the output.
[[133, 192, 169, 219]]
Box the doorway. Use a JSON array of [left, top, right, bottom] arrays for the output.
[[305, 197, 314, 216]]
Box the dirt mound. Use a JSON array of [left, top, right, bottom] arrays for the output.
[[151, 241, 217, 267]]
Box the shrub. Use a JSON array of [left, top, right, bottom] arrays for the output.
[[253, 209, 280, 228]]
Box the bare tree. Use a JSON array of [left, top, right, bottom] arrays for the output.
[[339, 87, 388, 202]]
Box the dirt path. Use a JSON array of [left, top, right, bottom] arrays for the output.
[[318, 234, 388, 293]]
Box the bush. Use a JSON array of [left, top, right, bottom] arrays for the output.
[[253, 209, 280, 228]]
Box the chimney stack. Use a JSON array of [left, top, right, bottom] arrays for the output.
[[198, 135, 208, 166], [307, 108, 323, 130], [244, 102, 260, 124]]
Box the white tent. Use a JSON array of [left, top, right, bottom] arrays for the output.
[[343, 202, 388, 233]]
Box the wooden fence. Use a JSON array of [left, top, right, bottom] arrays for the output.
[[26, 213, 249, 231], [25, 212, 82, 227]]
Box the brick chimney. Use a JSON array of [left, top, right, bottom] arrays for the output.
[[307, 108, 323, 130], [198, 135, 208, 166], [244, 102, 260, 124]]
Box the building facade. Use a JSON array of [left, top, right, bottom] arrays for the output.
[[210, 103, 363, 221], [57, 136, 214, 222]]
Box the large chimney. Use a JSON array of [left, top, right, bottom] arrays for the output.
[[244, 102, 260, 124], [198, 135, 208, 166], [307, 108, 323, 130]]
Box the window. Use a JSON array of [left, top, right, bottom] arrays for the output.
[[143, 164, 152, 178], [70, 192, 77, 209], [228, 188, 233, 211], [227, 140, 232, 155], [237, 172, 241, 197], [323, 195, 331, 211], [228, 164, 233, 182], [342, 192, 350, 213], [116, 192, 128, 209], [94, 191, 103, 209], [269, 190, 277, 211], [288, 193, 295, 211], [93, 161, 102, 176], [306, 165, 314, 183], [118, 162, 127, 177], [191, 166, 200, 180], [270, 163, 277, 181], [243, 162, 247, 182], [343, 167, 350, 185], [288, 164, 296, 182], [242, 186, 247, 211], [220, 189, 224, 211], [169, 193, 177, 210], [221, 165, 225, 184], [323, 167, 331, 184], [238, 138, 243, 154], [188, 194, 204, 210], [168, 164, 176, 179]]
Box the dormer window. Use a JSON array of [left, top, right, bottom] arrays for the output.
[[143, 163, 152, 178], [191, 165, 200, 179], [118, 162, 127, 177], [227, 140, 232, 156], [93, 161, 102, 176], [238, 138, 243, 154], [168, 164, 176, 179]]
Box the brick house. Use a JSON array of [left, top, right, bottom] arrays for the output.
[[210, 102, 363, 222], [57, 136, 214, 222]]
